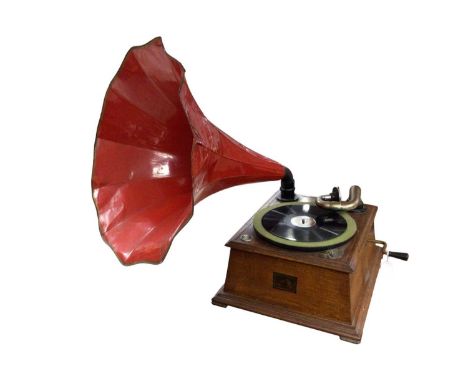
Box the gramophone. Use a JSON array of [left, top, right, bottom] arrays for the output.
[[92, 37, 408, 343]]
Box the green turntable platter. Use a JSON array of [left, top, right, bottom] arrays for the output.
[[253, 202, 357, 250]]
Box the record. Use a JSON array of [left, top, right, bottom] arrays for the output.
[[253, 202, 357, 250]]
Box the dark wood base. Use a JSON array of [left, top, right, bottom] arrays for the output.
[[212, 253, 381, 343]]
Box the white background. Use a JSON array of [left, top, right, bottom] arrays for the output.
[[1, 1, 467, 381]]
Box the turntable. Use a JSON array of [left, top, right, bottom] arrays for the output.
[[92, 37, 408, 343]]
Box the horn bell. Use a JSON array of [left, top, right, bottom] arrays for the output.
[[92, 37, 285, 265]]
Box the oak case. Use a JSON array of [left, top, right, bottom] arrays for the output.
[[212, 193, 384, 343]]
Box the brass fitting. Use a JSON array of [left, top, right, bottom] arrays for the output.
[[316, 185, 362, 211]]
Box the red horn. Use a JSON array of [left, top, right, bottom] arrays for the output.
[[92, 37, 285, 265]]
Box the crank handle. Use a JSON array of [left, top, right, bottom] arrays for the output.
[[368, 240, 409, 262], [387, 251, 409, 261]]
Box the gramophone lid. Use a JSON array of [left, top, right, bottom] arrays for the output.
[[92, 37, 285, 265]]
